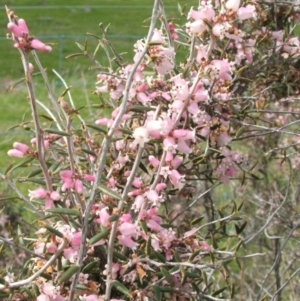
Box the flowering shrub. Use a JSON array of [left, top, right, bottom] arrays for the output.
[[2, 1, 300, 300]]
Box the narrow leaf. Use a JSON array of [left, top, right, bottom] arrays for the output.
[[82, 261, 98, 273], [86, 124, 108, 134], [98, 184, 123, 201], [66, 53, 86, 59], [89, 228, 109, 245], [160, 267, 172, 285], [46, 208, 80, 216], [112, 280, 131, 297], [44, 128, 70, 136], [45, 226, 64, 238], [58, 266, 80, 284]]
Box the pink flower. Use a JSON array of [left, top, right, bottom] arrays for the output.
[[119, 222, 137, 237], [7, 149, 25, 158], [148, 155, 160, 168], [13, 142, 29, 154], [196, 45, 208, 63], [169, 169, 185, 190], [188, 6, 215, 21], [63, 247, 78, 263], [131, 195, 145, 212], [133, 127, 149, 147], [199, 241, 213, 252], [118, 235, 138, 250], [132, 177, 143, 188], [30, 39, 52, 52], [96, 207, 111, 227], [7, 19, 28, 38], [37, 295, 50, 301], [155, 182, 167, 192], [71, 231, 82, 247], [46, 242, 58, 254], [75, 179, 84, 194], [151, 28, 165, 43], [238, 4, 256, 20], [50, 191, 60, 201], [8, 19, 52, 52], [7, 142, 29, 157], [225, 0, 240, 11], [186, 20, 206, 34], [28, 188, 47, 200], [83, 174, 95, 182]]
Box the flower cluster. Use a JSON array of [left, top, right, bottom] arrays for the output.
[[3, 1, 300, 301]]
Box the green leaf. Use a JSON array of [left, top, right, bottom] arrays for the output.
[[146, 236, 151, 257], [45, 226, 64, 238], [153, 285, 161, 301], [191, 216, 204, 225], [188, 250, 201, 262], [39, 114, 54, 122], [108, 215, 119, 222], [140, 220, 148, 233], [75, 42, 85, 51], [235, 221, 247, 235], [48, 161, 62, 174], [44, 128, 71, 136], [139, 161, 149, 174], [152, 286, 174, 293], [160, 267, 172, 285], [89, 228, 109, 245], [46, 208, 80, 216], [0, 196, 19, 201], [40, 272, 52, 280], [185, 271, 202, 279], [177, 3, 182, 14], [212, 287, 227, 296], [27, 168, 43, 178], [25, 178, 46, 185], [86, 124, 108, 134], [66, 53, 86, 59], [113, 251, 128, 261], [231, 283, 235, 298], [235, 239, 245, 253], [9, 157, 34, 173], [82, 261, 98, 273], [81, 148, 97, 157], [235, 258, 242, 270], [58, 265, 80, 284], [152, 251, 166, 263], [128, 106, 155, 112], [98, 184, 123, 201], [112, 280, 131, 297], [172, 249, 182, 262]]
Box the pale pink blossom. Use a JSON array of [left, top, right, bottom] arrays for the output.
[[225, 0, 240, 11], [149, 155, 160, 168], [7, 149, 25, 158], [8, 19, 52, 52], [119, 222, 137, 237], [238, 4, 257, 20], [186, 19, 206, 34], [7, 19, 28, 37], [118, 235, 138, 250], [188, 6, 215, 21], [131, 195, 145, 212], [28, 188, 47, 200], [7, 142, 29, 157], [133, 127, 149, 147]]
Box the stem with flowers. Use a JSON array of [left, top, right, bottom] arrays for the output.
[[3, 0, 300, 300]]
